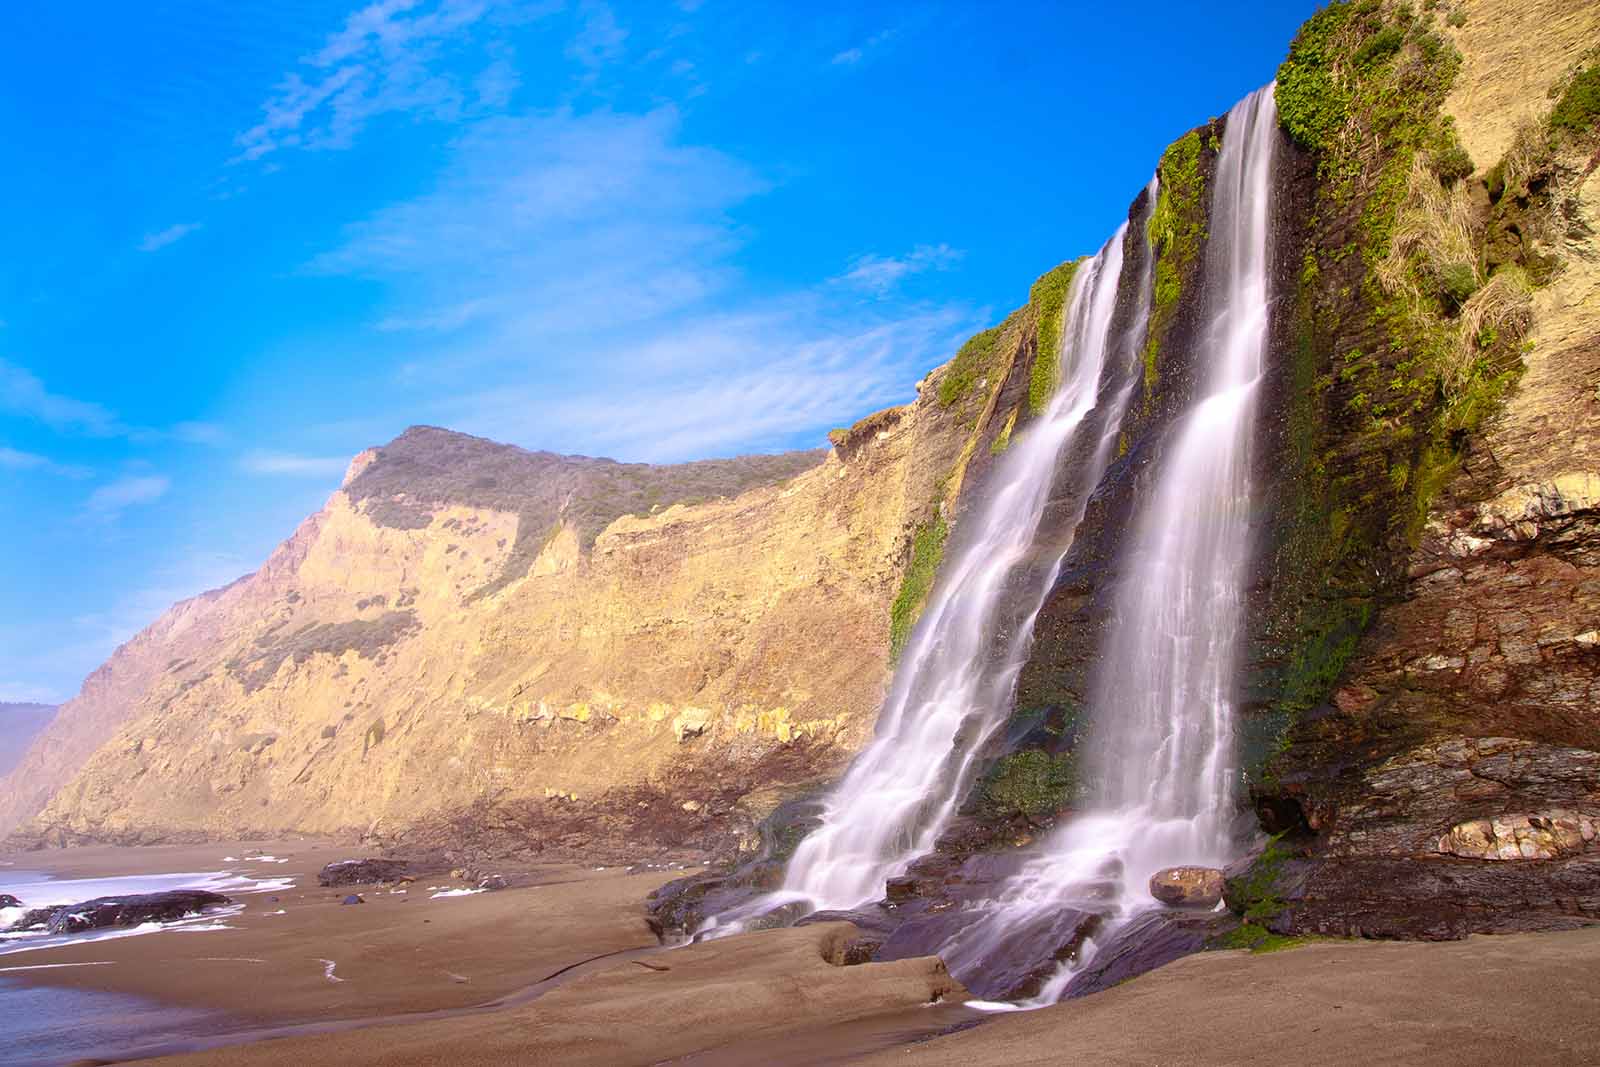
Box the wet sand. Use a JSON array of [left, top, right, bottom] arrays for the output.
[[6, 843, 1599, 1065], [852, 926, 1600, 1066], [0, 841, 686, 1026]]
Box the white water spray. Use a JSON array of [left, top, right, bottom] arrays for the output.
[[703, 189, 1159, 934], [939, 84, 1280, 1003]]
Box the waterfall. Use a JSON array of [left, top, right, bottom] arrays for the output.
[[701, 184, 1159, 934], [938, 84, 1280, 1003]]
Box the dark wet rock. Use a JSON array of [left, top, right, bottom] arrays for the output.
[[795, 907, 899, 938], [644, 860, 786, 939], [1061, 909, 1228, 998], [477, 875, 507, 891], [0, 894, 20, 909], [1150, 866, 1225, 908], [1268, 854, 1600, 940], [939, 906, 1105, 1001], [30, 890, 231, 935], [318, 858, 409, 887], [884, 876, 920, 904], [341, 894, 366, 906]]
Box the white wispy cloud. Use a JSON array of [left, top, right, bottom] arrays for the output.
[[231, 0, 545, 164], [241, 451, 351, 478], [84, 474, 171, 518], [567, 0, 627, 71], [0, 445, 92, 478], [439, 305, 970, 461], [304, 103, 979, 462], [832, 27, 898, 66], [170, 421, 228, 446], [837, 243, 964, 296], [0, 358, 122, 436], [309, 107, 760, 345], [139, 222, 202, 252]]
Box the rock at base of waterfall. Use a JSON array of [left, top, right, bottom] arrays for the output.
[[1150, 867, 1225, 908]]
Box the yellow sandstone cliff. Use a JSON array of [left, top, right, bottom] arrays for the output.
[[1, 314, 1044, 857]]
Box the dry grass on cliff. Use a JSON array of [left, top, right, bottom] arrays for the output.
[[1376, 154, 1534, 400], [1377, 156, 1483, 306]]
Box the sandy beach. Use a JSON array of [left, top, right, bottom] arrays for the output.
[[3, 842, 1599, 1065]]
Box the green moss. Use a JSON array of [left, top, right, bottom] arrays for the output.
[[889, 512, 949, 660], [982, 749, 1078, 824], [939, 326, 1004, 408], [1437, 261, 1479, 310], [1354, 24, 1405, 67], [1549, 63, 1600, 142], [1142, 129, 1209, 404], [1255, 1, 1501, 772], [989, 407, 1019, 456], [1027, 260, 1084, 414], [1277, 3, 1356, 154], [1215, 925, 1315, 953], [1225, 834, 1292, 925]]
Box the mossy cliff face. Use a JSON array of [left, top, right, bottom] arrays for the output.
[[1238, 0, 1600, 937], [870, 0, 1600, 944]]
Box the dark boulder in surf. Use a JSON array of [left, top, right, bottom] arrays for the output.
[[24, 890, 232, 935]]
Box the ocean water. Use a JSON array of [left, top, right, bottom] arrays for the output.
[[0, 868, 294, 955], [0, 865, 294, 1062], [0, 978, 223, 1067]]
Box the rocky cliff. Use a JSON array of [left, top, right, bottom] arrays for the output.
[[644, 0, 1600, 968], [1, 283, 1067, 857], [986, 0, 1600, 944]]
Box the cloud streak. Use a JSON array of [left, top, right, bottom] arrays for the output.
[[139, 222, 202, 252], [0, 359, 122, 436], [837, 244, 964, 296], [231, 0, 545, 164], [241, 451, 351, 478], [85, 475, 170, 518], [0, 446, 92, 478]]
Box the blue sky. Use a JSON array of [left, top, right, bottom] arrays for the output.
[[0, 0, 1317, 703]]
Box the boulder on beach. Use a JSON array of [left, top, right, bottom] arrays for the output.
[[1149, 867, 1225, 909], [12, 890, 233, 935], [0, 894, 21, 909], [477, 875, 507, 892], [318, 858, 409, 887], [341, 894, 366, 906]]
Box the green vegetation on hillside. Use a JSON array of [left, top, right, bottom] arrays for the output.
[[1240, 0, 1570, 788], [227, 611, 421, 694], [1027, 260, 1084, 414], [1143, 128, 1211, 404], [888, 511, 950, 660], [346, 427, 825, 599], [939, 325, 1005, 408]]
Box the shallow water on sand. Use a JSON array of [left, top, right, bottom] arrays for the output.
[[0, 978, 225, 1067]]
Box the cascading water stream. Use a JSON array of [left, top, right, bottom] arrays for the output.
[[937, 84, 1280, 1005], [701, 184, 1160, 935]]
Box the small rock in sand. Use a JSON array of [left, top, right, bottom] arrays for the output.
[[342, 894, 366, 906], [478, 875, 508, 892], [0, 894, 21, 909]]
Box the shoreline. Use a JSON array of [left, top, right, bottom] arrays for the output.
[[4, 843, 1598, 1066]]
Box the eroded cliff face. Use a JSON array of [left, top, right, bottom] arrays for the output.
[[2, 300, 1058, 858], [1240, 0, 1600, 938]]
